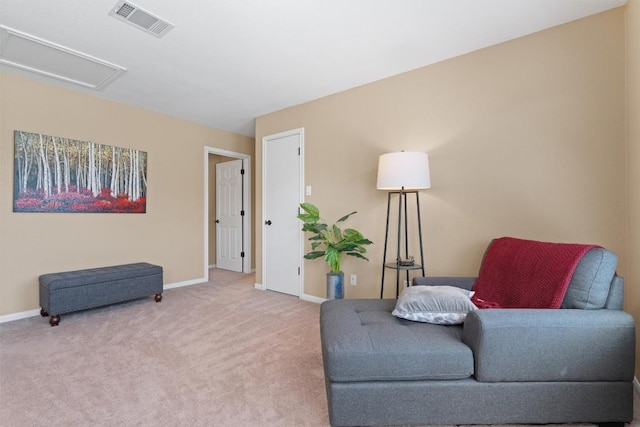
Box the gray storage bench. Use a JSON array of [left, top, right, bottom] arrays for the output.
[[39, 262, 163, 326]]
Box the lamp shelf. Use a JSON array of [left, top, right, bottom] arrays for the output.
[[384, 262, 423, 271]]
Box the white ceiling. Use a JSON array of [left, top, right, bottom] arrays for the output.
[[0, 0, 627, 136]]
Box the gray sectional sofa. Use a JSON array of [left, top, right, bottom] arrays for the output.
[[320, 243, 635, 426]]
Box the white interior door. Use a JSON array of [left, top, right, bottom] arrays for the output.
[[263, 129, 303, 296], [216, 159, 243, 272]]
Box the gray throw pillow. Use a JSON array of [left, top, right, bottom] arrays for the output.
[[392, 285, 477, 325]]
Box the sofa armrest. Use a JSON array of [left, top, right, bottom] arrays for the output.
[[605, 275, 624, 309], [412, 276, 476, 291], [462, 309, 635, 382]]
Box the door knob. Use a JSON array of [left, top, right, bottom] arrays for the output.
[[215, 219, 220, 223], [265, 220, 272, 225]]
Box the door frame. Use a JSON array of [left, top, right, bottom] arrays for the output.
[[261, 128, 304, 297], [204, 147, 252, 277]]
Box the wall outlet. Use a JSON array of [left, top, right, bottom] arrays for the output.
[[350, 274, 357, 286]]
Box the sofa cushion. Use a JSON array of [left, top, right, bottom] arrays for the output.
[[392, 285, 477, 324], [321, 299, 474, 382], [561, 247, 617, 309]]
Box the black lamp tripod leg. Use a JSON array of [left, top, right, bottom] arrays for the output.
[[380, 192, 392, 298], [395, 190, 403, 298], [416, 192, 425, 277]]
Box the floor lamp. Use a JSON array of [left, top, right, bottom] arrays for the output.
[[377, 152, 431, 298]]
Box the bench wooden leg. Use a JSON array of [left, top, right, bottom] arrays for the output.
[[155, 293, 162, 302], [49, 315, 60, 327]]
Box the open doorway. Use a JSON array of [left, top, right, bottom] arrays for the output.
[[204, 147, 252, 278]]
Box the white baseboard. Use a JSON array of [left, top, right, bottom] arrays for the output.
[[0, 308, 42, 323], [301, 293, 326, 304], [634, 376, 640, 393], [252, 283, 324, 304], [208, 264, 216, 269], [163, 277, 208, 290], [0, 277, 209, 324]]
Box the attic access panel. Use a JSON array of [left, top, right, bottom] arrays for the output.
[[0, 26, 126, 90]]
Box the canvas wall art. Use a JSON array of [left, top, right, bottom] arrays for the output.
[[13, 130, 147, 213]]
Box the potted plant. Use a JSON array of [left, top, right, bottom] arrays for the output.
[[297, 202, 373, 299]]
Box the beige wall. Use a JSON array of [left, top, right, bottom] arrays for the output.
[[626, 0, 640, 378], [0, 72, 254, 316], [255, 9, 627, 302]]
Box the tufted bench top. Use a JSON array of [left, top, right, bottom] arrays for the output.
[[39, 263, 162, 291]]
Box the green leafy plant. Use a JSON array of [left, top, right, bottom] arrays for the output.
[[297, 202, 373, 274]]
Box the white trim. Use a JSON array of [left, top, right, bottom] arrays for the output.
[[254, 284, 323, 304], [634, 376, 640, 394], [208, 264, 216, 269], [0, 308, 41, 323], [204, 147, 252, 278], [299, 130, 305, 298], [301, 293, 325, 304], [163, 277, 208, 290], [261, 128, 305, 298]]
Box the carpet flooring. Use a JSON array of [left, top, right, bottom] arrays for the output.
[[1, 268, 638, 427]]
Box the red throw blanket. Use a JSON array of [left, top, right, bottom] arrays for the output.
[[471, 237, 598, 309]]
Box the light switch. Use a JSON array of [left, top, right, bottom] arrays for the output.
[[305, 186, 312, 196]]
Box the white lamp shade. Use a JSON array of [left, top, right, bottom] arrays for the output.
[[376, 151, 431, 190]]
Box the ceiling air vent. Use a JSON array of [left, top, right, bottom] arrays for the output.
[[109, 1, 174, 38]]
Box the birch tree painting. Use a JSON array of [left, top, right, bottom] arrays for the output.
[[13, 130, 147, 213]]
